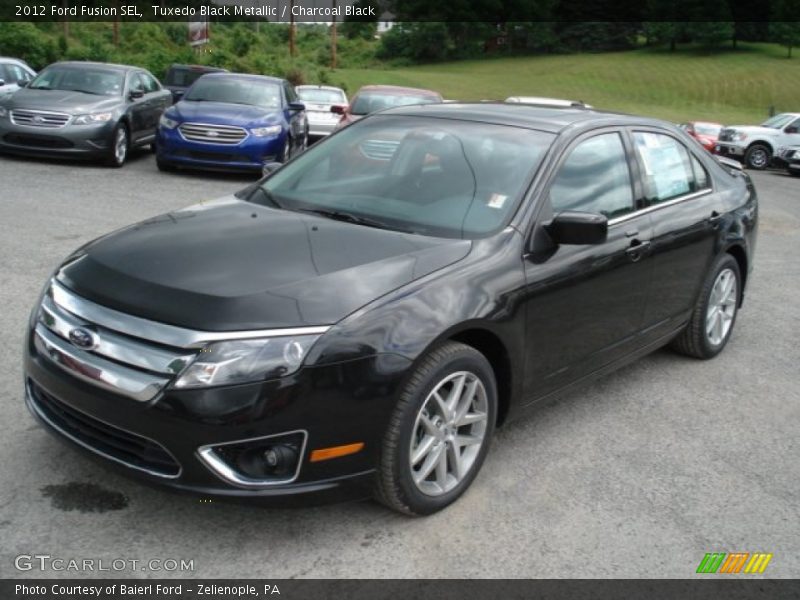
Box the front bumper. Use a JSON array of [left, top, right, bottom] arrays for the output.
[[714, 142, 745, 159], [0, 118, 115, 158], [156, 125, 285, 172], [24, 327, 410, 504]]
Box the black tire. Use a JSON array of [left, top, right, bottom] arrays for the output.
[[105, 123, 129, 168], [744, 144, 770, 170], [788, 168, 800, 178], [374, 341, 497, 516], [671, 253, 741, 359], [278, 136, 291, 163]]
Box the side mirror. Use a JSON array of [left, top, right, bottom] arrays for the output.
[[330, 104, 346, 115], [0, 79, 5, 87], [786, 126, 798, 134], [288, 101, 305, 112], [545, 211, 608, 245], [262, 161, 282, 177], [129, 89, 144, 100]]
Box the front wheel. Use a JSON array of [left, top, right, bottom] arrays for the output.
[[671, 253, 741, 359], [744, 144, 770, 170], [374, 341, 497, 516], [106, 123, 129, 168]]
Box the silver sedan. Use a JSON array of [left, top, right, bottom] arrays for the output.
[[296, 85, 347, 138]]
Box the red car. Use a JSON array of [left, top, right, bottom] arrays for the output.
[[332, 85, 443, 130], [681, 121, 724, 152]]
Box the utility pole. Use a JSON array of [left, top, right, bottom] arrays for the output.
[[289, 0, 297, 58], [62, 0, 69, 38], [331, 1, 337, 69], [113, 0, 120, 47]]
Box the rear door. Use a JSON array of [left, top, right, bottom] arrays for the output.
[[522, 129, 655, 401], [628, 128, 729, 341]]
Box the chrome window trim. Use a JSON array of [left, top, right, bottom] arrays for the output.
[[608, 189, 713, 226], [49, 279, 331, 348], [39, 293, 194, 375], [197, 430, 308, 488], [33, 324, 169, 402], [25, 380, 181, 479]]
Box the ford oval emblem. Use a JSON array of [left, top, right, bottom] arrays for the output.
[[68, 327, 97, 350]]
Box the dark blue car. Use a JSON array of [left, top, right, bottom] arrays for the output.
[[155, 73, 308, 172]]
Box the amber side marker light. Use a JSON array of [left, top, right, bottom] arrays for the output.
[[309, 442, 365, 462]]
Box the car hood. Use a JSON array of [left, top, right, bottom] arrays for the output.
[[56, 196, 471, 331], [173, 100, 281, 127], [4, 88, 120, 112], [725, 125, 781, 137]]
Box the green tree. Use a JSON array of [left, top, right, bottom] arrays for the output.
[[771, 2, 800, 58]]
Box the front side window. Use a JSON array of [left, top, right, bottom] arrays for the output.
[[140, 72, 160, 93], [254, 116, 554, 239], [549, 132, 634, 220], [633, 132, 697, 204]]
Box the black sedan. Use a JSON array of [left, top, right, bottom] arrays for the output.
[[0, 61, 171, 167], [23, 104, 757, 515]]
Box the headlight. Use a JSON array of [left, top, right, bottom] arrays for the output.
[[73, 112, 113, 125], [732, 132, 747, 142], [159, 114, 179, 129], [251, 125, 282, 137], [172, 335, 321, 389]]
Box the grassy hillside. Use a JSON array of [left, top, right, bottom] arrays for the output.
[[335, 43, 800, 125]]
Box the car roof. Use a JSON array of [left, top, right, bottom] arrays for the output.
[[169, 64, 227, 71], [199, 72, 285, 84], [297, 84, 345, 91], [356, 84, 441, 97], [377, 102, 675, 135], [49, 61, 139, 72]]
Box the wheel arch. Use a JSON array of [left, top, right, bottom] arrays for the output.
[[724, 243, 748, 304], [447, 327, 514, 427], [746, 139, 773, 154]]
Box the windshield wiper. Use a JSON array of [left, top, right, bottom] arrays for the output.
[[69, 88, 105, 96], [294, 208, 409, 232]]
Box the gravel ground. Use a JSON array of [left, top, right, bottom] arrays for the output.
[[0, 150, 797, 578]]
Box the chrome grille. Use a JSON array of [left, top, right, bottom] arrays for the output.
[[179, 122, 247, 145], [718, 128, 735, 142], [35, 281, 196, 402], [10, 109, 71, 128], [359, 139, 399, 161]]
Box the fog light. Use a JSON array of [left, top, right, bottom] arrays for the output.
[[197, 431, 306, 488]]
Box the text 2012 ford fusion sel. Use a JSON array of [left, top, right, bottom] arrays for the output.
[[23, 104, 757, 515]]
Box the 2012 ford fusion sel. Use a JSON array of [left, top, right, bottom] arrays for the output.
[[24, 104, 758, 515]]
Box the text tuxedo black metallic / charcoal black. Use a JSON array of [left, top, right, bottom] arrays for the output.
[[23, 104, 758, 515]]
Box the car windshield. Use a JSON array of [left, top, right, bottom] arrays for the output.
[[253, 116, 554, 239], [28, 65, 124, 96], [760, 114, 795, 129], [165, 68, 213, 88], [694, 123, 722, 136], [184, 78, 281, 109], [351, 92, 441, 116], [297, 88, 346, 104]]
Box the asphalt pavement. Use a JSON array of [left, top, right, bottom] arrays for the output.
[[0, 150, 797, 578]]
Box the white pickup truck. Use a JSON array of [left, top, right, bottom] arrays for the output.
[[715, 112, 800, 169]]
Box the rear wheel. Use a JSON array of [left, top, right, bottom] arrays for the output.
[[374, 341, 497, 516], [744, 144, 770, 170], [671, 254, 741, 359]]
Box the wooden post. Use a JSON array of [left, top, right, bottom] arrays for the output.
[[331, 1, 337, 69], [62, 0, 70, 38], [113, 1, 120, 47], [289, 0, 296, 58]]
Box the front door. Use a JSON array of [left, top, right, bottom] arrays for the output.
[[522, 130, 655, 402]]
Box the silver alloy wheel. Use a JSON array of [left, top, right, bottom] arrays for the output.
[[409, 371, 489, 496], [114, 127, 128, 165], [748, 147, 768, 168], [706, 267, 737, 346]]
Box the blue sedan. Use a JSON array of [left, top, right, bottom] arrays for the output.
[[155, 73, 308, 173]]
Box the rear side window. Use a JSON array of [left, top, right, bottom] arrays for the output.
[[549, 132, 634, 219], [633, 132, 699, 204]]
